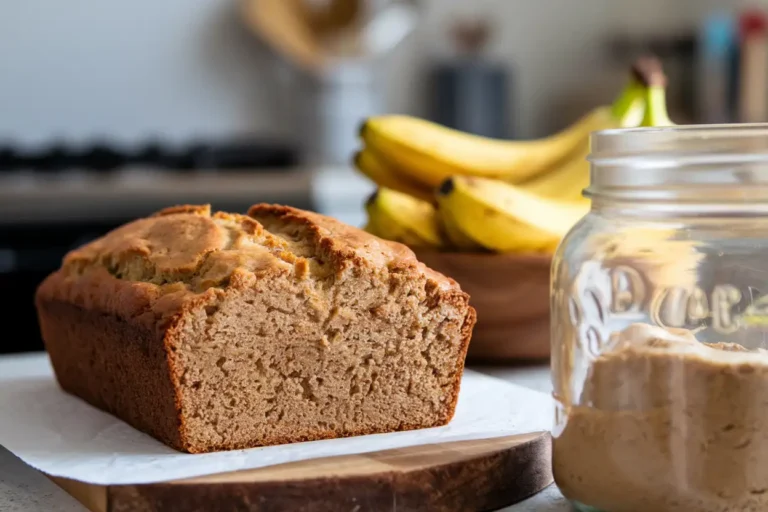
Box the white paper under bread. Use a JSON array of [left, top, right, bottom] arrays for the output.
[[0, 353, 553, 485]]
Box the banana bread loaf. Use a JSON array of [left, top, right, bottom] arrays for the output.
[[35, 204, 476, 453]]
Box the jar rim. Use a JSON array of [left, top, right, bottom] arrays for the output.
[[587, 124, 768, 207], [590, 123, 768, 166]]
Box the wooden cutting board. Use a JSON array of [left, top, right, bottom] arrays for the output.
[[48, 432, 552, 512]]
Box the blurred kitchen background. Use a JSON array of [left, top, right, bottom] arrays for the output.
[[1, 0, 765, 353]]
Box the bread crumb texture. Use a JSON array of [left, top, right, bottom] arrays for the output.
[[36, 204, 475, 453]]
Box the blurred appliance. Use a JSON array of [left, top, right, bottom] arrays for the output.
[[241, 0, 417, 165], [430, 18, 511, 138], [0, 138, 311, 354]]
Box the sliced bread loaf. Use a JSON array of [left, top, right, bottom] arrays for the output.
[[36, 204, 476, 453]]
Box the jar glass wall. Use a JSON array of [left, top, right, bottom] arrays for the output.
[[551, 124, 768, 512]]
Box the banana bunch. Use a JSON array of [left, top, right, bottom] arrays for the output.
[[358, 57, 674, 255]]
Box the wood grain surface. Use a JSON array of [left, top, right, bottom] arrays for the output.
[[49, 432, 553, 512], [415, 251, 552, 362]]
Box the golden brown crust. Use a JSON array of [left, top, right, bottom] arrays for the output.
[[247, 203, 458, 283], [38, 204, 465, 326]]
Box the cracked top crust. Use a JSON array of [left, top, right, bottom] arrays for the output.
[[37, 204, 465, 332]]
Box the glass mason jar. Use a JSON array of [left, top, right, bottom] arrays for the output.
[[551, 125, 768, 512]]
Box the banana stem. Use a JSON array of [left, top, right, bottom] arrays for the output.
[[628, 55, 675, 127], [640, 86, 675, 127]]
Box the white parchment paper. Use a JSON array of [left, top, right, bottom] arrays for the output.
[[0, 354, 553, 485]]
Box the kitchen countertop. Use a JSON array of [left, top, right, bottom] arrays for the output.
[[0, 165, 370, 226], [0, 360, 571, 512]]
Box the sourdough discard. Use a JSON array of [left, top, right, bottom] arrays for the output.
[[554, 323, 768, 512], [36, 204, 476, 454]]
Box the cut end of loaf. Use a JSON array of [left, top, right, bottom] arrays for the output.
[[170, 256, 473, 453]]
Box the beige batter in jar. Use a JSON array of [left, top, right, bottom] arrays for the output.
[[555, 323, 768, 512]]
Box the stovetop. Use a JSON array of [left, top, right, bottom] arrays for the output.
[[0, 138, 298, 172]]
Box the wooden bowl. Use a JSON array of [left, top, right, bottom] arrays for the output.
[[415, 250, 552, 363]]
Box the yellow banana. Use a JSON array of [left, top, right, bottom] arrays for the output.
[[438, 205, 483, 251], [640, 81, 675, 127], [364, 188, 443, 248], [437, 176, 589, 253], [360, 108, 615, 188], [359, 60, 652, 190], [365, 202, 426, 246], [518, 142, 592, 203], [516, 74, 648, 202], [353, 149, 434, 203]]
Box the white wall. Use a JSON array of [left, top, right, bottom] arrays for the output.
[[0, 0, 743, 145], [0, 0, 290, 146]]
